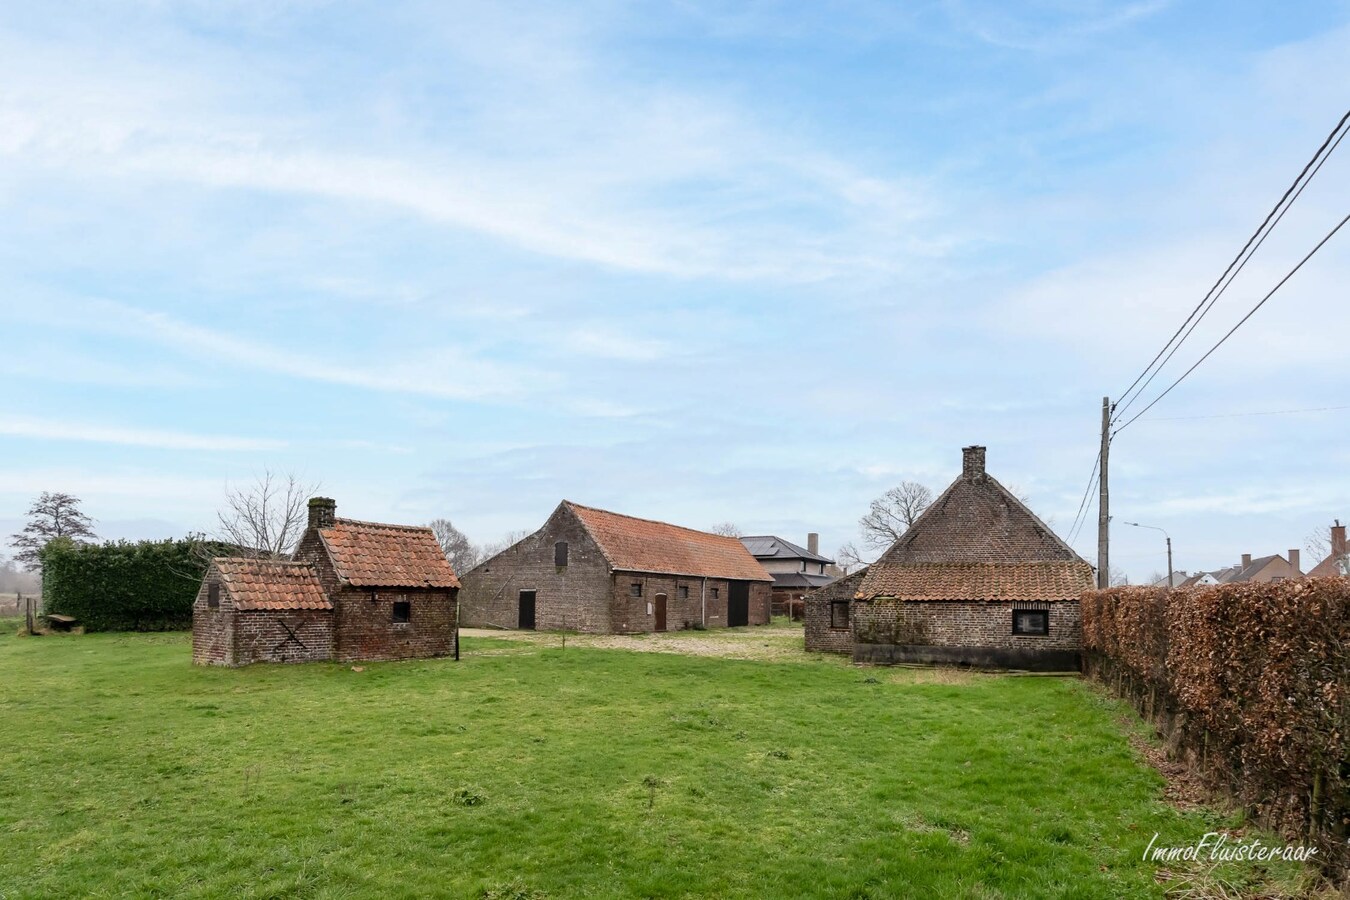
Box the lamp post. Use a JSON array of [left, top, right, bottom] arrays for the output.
[[1122, 521, 1173, 587]]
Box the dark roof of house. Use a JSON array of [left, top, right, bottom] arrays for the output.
[[212, 558, 332, 611], [319, 518, 461, 589], [857, 450, 1092, 601], [1223, 555, 1281, 584], [769, 572, 837, 590], [740, 535, 835, 565], [565, 502, 773, 582]]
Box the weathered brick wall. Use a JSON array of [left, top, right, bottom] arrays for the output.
[[609, 573, 725, 632], [804, 570, 866, 654], [234, 609, 334, 665], [852, 599, 1081, 670], [191, 563, 234, 666], [458, 505, 614, 632], [749, 582, 771, 625], [333, 587, 456, 662]]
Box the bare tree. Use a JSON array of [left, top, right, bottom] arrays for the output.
[[1109, 567, 1131, 587], [836, 542, 866, 575], [478, 529, 530, 563], [1305, 527, 1331, 564], [9, 491, 97, 570], [859, 481, 933, 550], [215, 471, 319, 559], [428, 518, 480, 574], [709, 522, 743, 538]]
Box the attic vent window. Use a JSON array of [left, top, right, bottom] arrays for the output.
[[207, 582, 220, 609], [678, 586, 689, 600], [1012, 609, 1049, 636], [710, 588, 720, 600], [555, 541, 569, 567], [630, 582, 643, 598], [392, 600, 411, 624]]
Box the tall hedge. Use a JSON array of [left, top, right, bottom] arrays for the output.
[[40, 537, 235, 632], [1081, 579, 1350, 874]]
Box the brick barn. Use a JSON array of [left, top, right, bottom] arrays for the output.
[[458, 501, 773, 633], [192, 498, 460, 666], [806, 446, 1093, 671]]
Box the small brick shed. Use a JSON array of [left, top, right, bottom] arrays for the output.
[[192, 498, 460, 666], [806, 446, 1093, 671]]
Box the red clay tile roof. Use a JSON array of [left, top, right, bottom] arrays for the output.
[[319, 518, 460, 589], [213, 558, 332, 611], [565, 502, 773, 582], [858, 561, 1093, 602]]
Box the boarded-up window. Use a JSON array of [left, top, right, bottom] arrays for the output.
[[207, 582, 220, 609], [555, 541, 568, 567], [830, 601, 849, 629], [392, 600, 411, 624], [630, 582, 643, 598], [1012, 609, 1049, 636], [678, 585, 689, 599], [710, 588, 720, 599]]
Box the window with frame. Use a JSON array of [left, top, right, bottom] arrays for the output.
[[555, 541, 569, 567], [678, 585, 689, 600], [207, 582, 220, 609], [710, 587, 720, 600], [830, 600, 849, 629], [630, 582, 643, 598], [1012, 609, 1049, 636], [392, 600, 411, 624]]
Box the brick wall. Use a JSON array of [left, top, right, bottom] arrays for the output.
[[333, 587, 456, 662], [804, 570, 865, 654], [191, 563, 234, 666], [852, 599, 1081, 670], [234, 609, 334, 665]]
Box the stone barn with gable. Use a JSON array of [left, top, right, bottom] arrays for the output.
[[806, 446, 1094, 671], [192, 497, 460, 666], [459, 500, 773, 633]]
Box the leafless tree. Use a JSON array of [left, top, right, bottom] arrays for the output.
[[1305, 527, 1331, 564], [9, 491, 97, 570], [428, 518, 480, 574], [1109, 567, 1131, 587], [836, 542, 866, 575], [709, 522, 743, 538], [215, 471, 319, 559], [478, 529, 530, 564], [859, 481, 933, 550], [0, 554, 42, 594]]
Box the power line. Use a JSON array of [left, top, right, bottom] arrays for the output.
[[1066, 450, 1101, 546], [1135, 404, 1350, 422], [1115, 212, 1350, 433], [1110, 108, 1350, 423]]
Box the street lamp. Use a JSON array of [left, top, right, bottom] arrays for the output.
[[1122, 521, 1173, 587]]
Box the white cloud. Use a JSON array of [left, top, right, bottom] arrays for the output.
[[0, 415, 285, 451]]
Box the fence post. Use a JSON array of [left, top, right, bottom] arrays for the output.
[[23, 592, 34, 635]]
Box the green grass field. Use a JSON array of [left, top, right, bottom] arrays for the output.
[[0, 623, 1314, 898]]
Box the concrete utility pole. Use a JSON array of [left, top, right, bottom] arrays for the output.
[[1097, 397, 1111, 588]]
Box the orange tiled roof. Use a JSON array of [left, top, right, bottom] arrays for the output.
[[857, 561, 1094, 602], [566, 502, 772, 582], [213, 558, 332, 610], [319, 518, 460, 589]]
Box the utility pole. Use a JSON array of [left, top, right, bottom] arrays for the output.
[[1097, 396, 1111, 588]]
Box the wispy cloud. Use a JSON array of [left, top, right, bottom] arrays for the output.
[[0, 415, 285, 451]]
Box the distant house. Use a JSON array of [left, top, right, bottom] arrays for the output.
[[1308, 520, 1349, 578], [1150, 572, 1192, 588], [805, 446, 1093, 671], [459, 501, 773, 633], [192, 498, 460, 666], [1179, 571, 1219, 588], [739, 533, 835, 615], [1213, 550, 1304, 584]]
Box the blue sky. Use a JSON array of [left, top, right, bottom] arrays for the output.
[[2, 0, 1348, 581]]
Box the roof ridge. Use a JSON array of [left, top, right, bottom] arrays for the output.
[[563, 500, 740, 543], [329, 517, 435, 533]]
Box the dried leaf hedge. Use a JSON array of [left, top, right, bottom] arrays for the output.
[[1081, 579, 1350, 873]]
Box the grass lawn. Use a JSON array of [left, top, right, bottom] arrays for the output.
[[0, 623, 1315, 899]]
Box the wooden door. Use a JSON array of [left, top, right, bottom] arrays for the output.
[[727, 581, 749, 627], [518, 590, 536, 630], [654, 593, 667, 632]]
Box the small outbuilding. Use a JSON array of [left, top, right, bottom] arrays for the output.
[[459, 501, 773, 633], [192, 498, 460, 666]]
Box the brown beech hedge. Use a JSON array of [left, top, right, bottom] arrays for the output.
[[1081, 579, 1349, 873]]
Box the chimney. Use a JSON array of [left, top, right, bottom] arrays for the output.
[[308, 497, 336, 530], [1241, 553, 1252, 569], [1333, 520, 1347, 558], [807, 533, 819, 556], [962, 445, 987, 479], [1288, 549, 1300, 572]]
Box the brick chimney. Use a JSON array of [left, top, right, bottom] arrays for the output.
[[1333, 520, 1347, 558], [807, 533, 819, 556], [308, 497, 336, 530], [1288, 549, 1300, 573], [962, 445, 986, 479], [1241, 553, 1252, 569]]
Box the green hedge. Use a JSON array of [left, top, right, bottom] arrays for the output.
[[40, 537, 236, 632]]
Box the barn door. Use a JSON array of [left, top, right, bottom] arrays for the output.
[[728, 582, 749, 627], [654, 593, 667, 632], [518, 590, 536, 630]]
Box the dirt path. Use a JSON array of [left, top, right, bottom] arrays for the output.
[[459, 623, 842, 664]]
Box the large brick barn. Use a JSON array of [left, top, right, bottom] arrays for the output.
[[806, 446, 1093, 671], [192, 498, 460, 666], [459, 501, 773, 633]]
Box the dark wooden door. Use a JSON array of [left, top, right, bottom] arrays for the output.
[[654, 593, 667, 632], [518, 590, 536, 630], [728, 582, 749, 627]]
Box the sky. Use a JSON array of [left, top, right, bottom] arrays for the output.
[[2, 0, 1348, 582]]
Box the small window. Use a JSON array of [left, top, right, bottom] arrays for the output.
[[830, 601, 849, 629], [1012, 609, 1049, 636], [801, 561, 807, 572], [392, 600, 411, 624], [678, 585, 689, 600], [207, 582, 220, 609], [710, 587, 720, 600], [555, 541, 568, 567], [630, 582, 643, 598]]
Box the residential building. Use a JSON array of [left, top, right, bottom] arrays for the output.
[[739, 533, 836, 615], [1308, 520, 1349, 578]]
